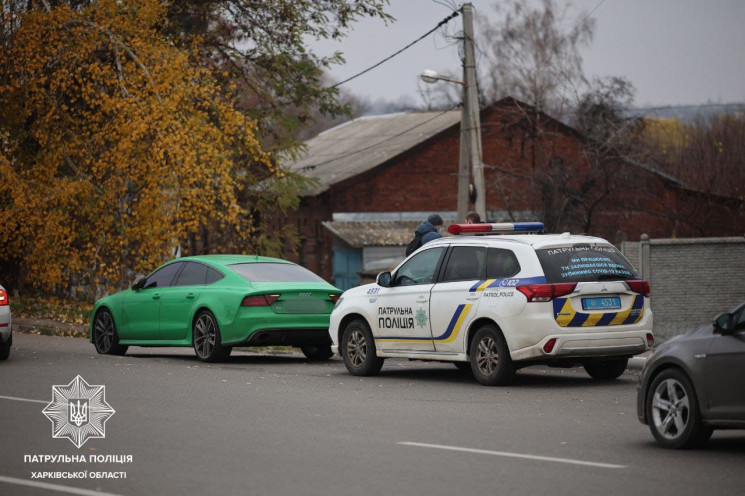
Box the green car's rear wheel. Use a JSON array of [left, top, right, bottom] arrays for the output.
[[93, 309, 128, 356], [193, 310, 231, 362]]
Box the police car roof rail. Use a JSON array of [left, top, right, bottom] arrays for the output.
[[448, 222, 545, 235]]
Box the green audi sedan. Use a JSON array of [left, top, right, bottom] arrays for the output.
[[90, 255, 342, 362]]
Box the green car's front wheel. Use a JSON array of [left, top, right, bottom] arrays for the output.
[[193, 310, 231, 362], [93, 309, 128, 356]]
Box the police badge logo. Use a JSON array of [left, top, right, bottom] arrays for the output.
[[42, 375, 115, 448], [415, 307, 428, 328]]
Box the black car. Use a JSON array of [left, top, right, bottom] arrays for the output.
[[637, 301, 745, 448]]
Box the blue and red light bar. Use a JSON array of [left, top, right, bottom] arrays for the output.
[[448, 222, 544, 235]]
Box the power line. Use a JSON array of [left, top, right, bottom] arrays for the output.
[[331, 10, 461, 89]]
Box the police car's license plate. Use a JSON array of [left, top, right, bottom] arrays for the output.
[[582, 297, 621, 311]]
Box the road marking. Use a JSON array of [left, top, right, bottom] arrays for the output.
[[398, 442, 626, 469], [0, 394, 48, 404], [0, 475, 122, 496]]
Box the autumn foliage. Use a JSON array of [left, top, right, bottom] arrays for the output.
[[0, 0, 298, 296]]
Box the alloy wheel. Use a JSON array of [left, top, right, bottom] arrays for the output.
[[346, 329, 367, 367], [194, 314, 216, 359], [94, 311, 114, 353], [475, 336, 499, 376], [651, 377, 690, 441]]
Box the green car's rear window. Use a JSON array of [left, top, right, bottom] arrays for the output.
[[228, 262, 326, 283]]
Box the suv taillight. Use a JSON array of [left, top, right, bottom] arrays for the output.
[[517, 283, 577, 302], [625, 280, 650, 297], [0, 289, 8, 306]]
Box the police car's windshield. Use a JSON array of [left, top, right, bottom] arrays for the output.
[[535, 245, 639, 283]]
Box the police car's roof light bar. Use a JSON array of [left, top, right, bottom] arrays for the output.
[[448, 222, 545, 235]]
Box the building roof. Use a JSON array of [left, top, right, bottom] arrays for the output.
[[322, 220, 423, 248], [286, 109, 461, 195]]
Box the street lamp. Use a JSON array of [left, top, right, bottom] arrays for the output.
[[420, 69, 463, 86]]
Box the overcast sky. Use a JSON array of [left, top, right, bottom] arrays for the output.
[[313, 0, 745, 110]]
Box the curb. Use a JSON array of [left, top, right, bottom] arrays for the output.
[[13, 318, 88, 338]]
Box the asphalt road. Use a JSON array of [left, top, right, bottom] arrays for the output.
[[1, 333, 744, 496]]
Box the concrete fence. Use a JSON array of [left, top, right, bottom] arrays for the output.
[[621, 235, 745, 340]]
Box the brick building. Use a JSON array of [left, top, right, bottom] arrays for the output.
[[285, 97, 745, 289]]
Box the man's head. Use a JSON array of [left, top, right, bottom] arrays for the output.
[[427, 214, 443, 229], [466, 212, 481, 224]]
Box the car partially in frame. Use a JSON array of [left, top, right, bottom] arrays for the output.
[[90, 255, 342, 362], [0, 284, 11, 360], [637, 300, 745, 448]]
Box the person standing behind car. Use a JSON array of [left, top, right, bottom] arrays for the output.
[[465, 212, 481, 224], [418, 214, 443, 245]]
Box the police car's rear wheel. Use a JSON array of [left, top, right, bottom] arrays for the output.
[[583, 358, 628, 380], [341, 319, 384, 376], [469, 325, 514, 386]]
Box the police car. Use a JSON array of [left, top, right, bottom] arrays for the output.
[[328, 222, 654, 386]]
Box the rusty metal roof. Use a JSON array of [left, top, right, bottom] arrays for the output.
[[286, 109, 461, 195], [322, 220, 421, 248]]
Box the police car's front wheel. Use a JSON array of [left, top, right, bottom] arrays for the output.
[[469, 325, 514, 386], [341, 319, 384, 376]]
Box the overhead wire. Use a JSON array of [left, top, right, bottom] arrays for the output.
[[331, 9, 461, 89]]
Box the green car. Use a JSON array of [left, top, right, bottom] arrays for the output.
[[90, 255, 342, 362]]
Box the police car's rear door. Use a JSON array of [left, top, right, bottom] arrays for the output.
[[430, 245, 487, 354]]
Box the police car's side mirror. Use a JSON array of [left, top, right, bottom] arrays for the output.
[[376, 271, 391, 288]]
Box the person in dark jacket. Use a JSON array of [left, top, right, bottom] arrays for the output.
[[417, 214, 443, 245]]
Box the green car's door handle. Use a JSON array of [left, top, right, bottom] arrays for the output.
[[152, 293, 161, 300], [186, 293, 195, 299]]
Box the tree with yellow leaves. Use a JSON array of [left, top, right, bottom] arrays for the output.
[[0, 0, 301, 296]]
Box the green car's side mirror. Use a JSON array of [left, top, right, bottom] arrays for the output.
[[132, 276, 147, 291]]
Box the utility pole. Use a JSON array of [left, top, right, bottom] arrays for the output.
[[461, 3, 486, 221], [422, 4, 485, 222]]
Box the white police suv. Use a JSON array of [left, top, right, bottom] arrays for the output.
[[328, 222, 654, 386]]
